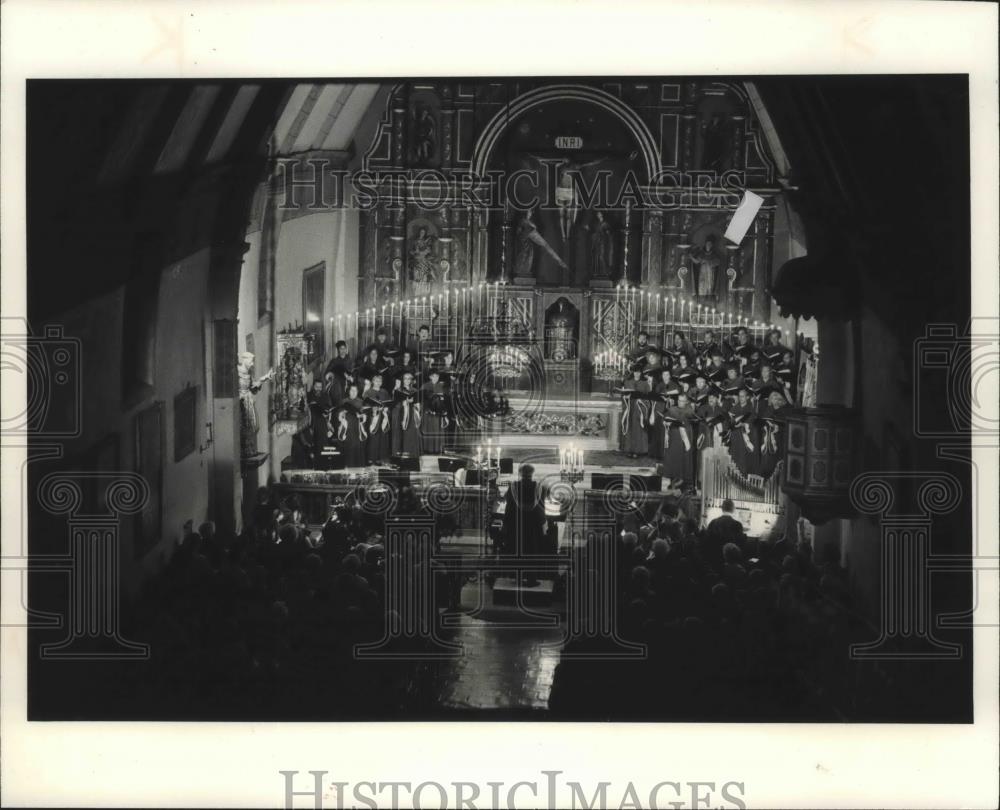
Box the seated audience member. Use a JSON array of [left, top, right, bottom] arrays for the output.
[[721, 542, 749, 589], [703, 499, 746, 568]]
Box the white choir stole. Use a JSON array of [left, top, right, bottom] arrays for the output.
[[741, 424, 755, 452], [680, 427, 691, 452], [358, 413, 368, 441], [337, 411, 348, 441]]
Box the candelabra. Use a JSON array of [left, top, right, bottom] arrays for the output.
[[474, 440, 503, 471], [593, 351, 627, 398], [559, 442, 585, 483]]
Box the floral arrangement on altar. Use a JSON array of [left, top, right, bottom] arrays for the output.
[[502, 411, 607, 436]]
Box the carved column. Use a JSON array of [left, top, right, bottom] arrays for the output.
[[391, 90, 407, 169], [730, 114, 746, 171], [439, 84, 455, 168], [641, 209, 663, 288]]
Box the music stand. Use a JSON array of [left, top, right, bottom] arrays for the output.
[[392, 453, 421, 472]]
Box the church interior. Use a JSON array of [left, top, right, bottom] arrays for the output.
[[24, 76, 974, 721]]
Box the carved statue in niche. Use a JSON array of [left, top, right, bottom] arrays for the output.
[[407, 226, 437, 282], [690, 235, 723, 298], [545, 298, 579, 361], [588, 210, 614, 280], [237, 352, 274, 459], [700, 114, 731, 172], [411, 105, 436, 166], [514, 208, 567, 278]]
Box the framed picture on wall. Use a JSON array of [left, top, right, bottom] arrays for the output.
[[302, 260, 325, 359], [173, 385, 198, 462]]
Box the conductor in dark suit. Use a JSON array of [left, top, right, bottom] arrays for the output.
[[502, 464, 552, 584]]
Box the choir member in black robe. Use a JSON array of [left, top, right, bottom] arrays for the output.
[[392, 349, 417, 391], [360, 327, 396, 365], [774, 350, 797, 400], [761, 329, 791, 366], [638, 347, 661, 373], [619, 365, 651, 458], [335, 383, 367, 468], [721, 365, 745, 404], [730, 327, 755, 370], [419, 369, 450, 454], [628, 330, 656, 363], [662, 393, 697, 489], [703, 350, 729, 384], [306, 380, 332, 465], [649, 368, 680, 460], [742, 348, 764, 381], [689, 374, 712, 409], [438, 350, 456, 381], [358, 346, 384, 381], [698, 330, 723, 364], [696, 389, 729, 450], [391, 371, 422, 458], [641, 365, 663, 458], [324, 340, 352, 380], [673, 353, 697, 391], [757, 390, 789, 477], [670, 331, 696, 364], [415, 325, 434, 371], [322, 370, 341, 410], [727, 387, 757, 475], [363, 373, 392, 465], [749, 363, 789, 407]]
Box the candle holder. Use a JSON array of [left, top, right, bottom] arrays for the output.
[[559, 444, 586, 483]]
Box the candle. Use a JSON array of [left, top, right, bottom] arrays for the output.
[[476, 445, 482, 465]]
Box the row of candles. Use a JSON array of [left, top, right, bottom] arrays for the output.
[[560, 443, 585, 473], [474, 439, 502, 468], [332, 281, 511, 348], [329, 278, 791, 352], [612, 280, 784, 343]]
